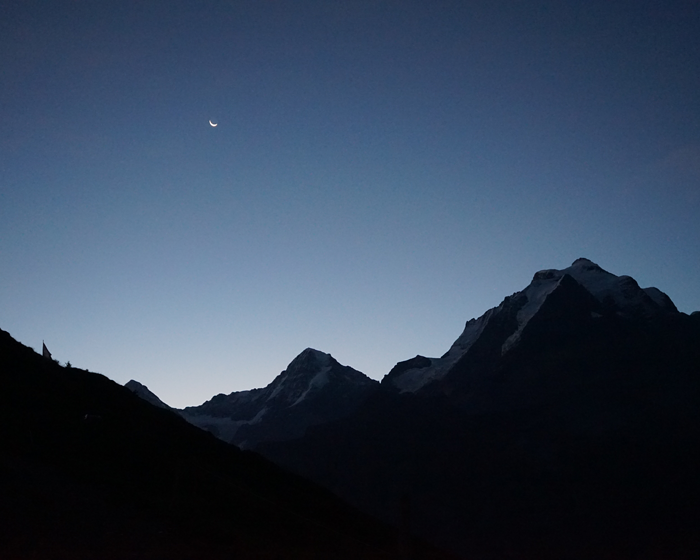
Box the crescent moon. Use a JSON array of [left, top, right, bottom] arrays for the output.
[[209, 120, 218, 127]]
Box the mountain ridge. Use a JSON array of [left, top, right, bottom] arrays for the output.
[[383, 258, 680, 395], [257, 288, 700, 557], [175, 347, 379, 448], [121, 257, 700, 558], [0, 328, 453, 559]]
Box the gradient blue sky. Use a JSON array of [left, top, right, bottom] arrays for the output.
[[2, 0, 699, 407]]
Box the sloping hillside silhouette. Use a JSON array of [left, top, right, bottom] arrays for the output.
[[0, 328, 455, 559]]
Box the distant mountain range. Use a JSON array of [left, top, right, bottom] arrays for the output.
[[182, 347, 378, 449], [125, 347, 380, 450], [127, 258, 700, 558], [0, 330, 453, 559]]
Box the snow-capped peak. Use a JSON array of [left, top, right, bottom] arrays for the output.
[[552, 258, 675, 315], [501, 258, 676, 353], [267, 348, 333, 403], [386, 258, 678, 394], [178, 348, 378, 448], [287, 348, 332, 372]]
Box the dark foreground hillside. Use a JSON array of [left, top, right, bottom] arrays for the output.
[[0, 329, 454, 560]]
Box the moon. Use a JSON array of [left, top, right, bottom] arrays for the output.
[[209, 120, 217, 127]]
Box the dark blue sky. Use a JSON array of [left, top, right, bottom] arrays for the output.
[[2, 0, 699, 407]]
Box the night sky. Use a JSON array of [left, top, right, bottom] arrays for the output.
[[2, 1, 699, 408]]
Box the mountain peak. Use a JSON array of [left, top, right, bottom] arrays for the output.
[[571, 257, 604, 270], [125, 380, 171, 409], [533, 258, 609, 285], [386, 258, 679, 394], [179, 348, 378, 448], [286, 348, 332, 373], [267, 349, 335, 404]]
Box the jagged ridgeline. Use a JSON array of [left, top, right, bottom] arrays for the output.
[[130, 258, 700, 559], [0, 329, 456, 559], [178, 348, 380, 449]]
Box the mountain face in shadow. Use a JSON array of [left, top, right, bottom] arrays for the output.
[[0, 330, 454, 559], [255, 260, 700, 559], [140, 258, 697, 559], [383, 258, 679, 400], [177, 348, 380, 449]]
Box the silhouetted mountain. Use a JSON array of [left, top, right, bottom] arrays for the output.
[[256, 259, 700, 558], [178, 348, 379, 448], [123, 258, 700, 558], [124, 379, 172, 410], [383, 258, 679, 400], [0, 329, 454, 559]]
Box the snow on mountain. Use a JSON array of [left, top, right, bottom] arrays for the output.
[[386, 258, 679, 394], [265, 348, 335, 405], [126, 258, 680, 436], [180, 348, 378, 447], [179, 404, 269, 444], [388, 309, 495, 393], [560, 258, 677, 315]]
